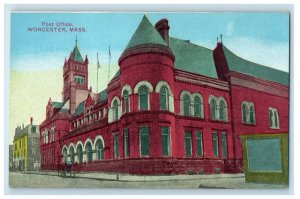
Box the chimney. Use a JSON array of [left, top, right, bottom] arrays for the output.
[[155, 19, 170, 46], [30, 117, 33, 125]]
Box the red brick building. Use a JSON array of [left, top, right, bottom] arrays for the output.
[[39, 15, 289, 175]]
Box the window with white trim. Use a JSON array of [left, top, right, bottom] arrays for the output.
[[74, 75, 85, 84], [269, 107, 280, 129], [112, 100, 119, 121], [241, 101, 256, 125], [194, 96, 202, 117], [160, 86, 169, 110], [123, 90, 130, 113], [124, 128, 130, 158], [139, 86, 149, 110], [183, 94, 191, 116], [161, 126, 171, 156], [95, 139, 104, 160], [139, 126, 150, 156], [113, 133, 119, 159], [210, 98, 217, 120], [209, 96, 228, 122]]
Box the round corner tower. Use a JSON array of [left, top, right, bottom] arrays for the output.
[[118, 15, 175, 112], [114, 15, 177, 160]]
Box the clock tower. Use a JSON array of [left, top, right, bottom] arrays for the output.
[[62, 38, 89, 114]]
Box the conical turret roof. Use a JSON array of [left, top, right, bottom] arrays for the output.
[[72, 45, 84, 62], [125, 15, 167, 49]]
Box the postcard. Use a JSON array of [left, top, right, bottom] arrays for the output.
[[9, 12, 289, 189]]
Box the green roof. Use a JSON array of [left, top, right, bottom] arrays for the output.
[[52, 102, 63, 109], [169, 37, 218, 78], [126, 15, 167, 49], [74, 101, 85, 116], [222, 45, 289, 85], [72, 45, 84, 62], [99, 90, 108, 103]]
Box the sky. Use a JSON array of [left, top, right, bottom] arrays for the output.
[[9, 12, 289, 144]]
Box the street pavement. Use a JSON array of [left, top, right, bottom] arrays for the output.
[[9, 171, 288, 189]]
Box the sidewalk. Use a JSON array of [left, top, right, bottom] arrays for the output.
[[34, 171, 288, 189], [76, 172, 245, 182]]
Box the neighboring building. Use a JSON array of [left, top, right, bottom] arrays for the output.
[[9, 145, 13, 171], [13, 118, 40, 171], [39, 15, 289, 175]]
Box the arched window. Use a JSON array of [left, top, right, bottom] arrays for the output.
[[156, 81, 174, 113], [85, 142, 93, 162], [269, 109, 274, 128], [194, 96, 201, 117], [113, 100, 119, 121], [123, 90, 130, 113], [69, 146, 75, 163], [249, 105, 255, 124], [62, 148, 68, 163], [45, 131, 48, 144], [269, 108, 280, 129], [160, 86, 168, 110], [77, 145, 83, 163], [242, 103, 247, 123], [242, 102, 255, 125], [95, 139, 104, 160], [210, 99, 217, 120], [219, 100, 226, 121], [139, 85, 149, 110], [183, 94, 191, 116]]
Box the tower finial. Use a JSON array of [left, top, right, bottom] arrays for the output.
[[220, 34, 223, 43], [75, 34, 78, 46], [217, 37, 219, 43]]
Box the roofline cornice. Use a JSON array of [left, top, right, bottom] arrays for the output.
[[118, 44, 175, 66]]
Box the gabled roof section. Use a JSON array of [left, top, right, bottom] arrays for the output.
[[85, 93, 94, 108], [74, 101, 85, 116], [169, 37, 218, 78], [222, 45, 289, 85], [125, 15, 167, 49], [71, 45, 84, 63]]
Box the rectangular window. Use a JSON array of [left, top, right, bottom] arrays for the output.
[[139, 126, 150, 156], [31, 126, 36, 133], [124, 128, 130, 158], [222, 132, 227, 159], [140, 94, 148, 110], [196, 131, 203, 157], [213, 132, 219, 157], [161, 127, 171, 156], [74, 76, 85, 84], [113, 133, 119, 158], [185, 131, 192, 157]]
